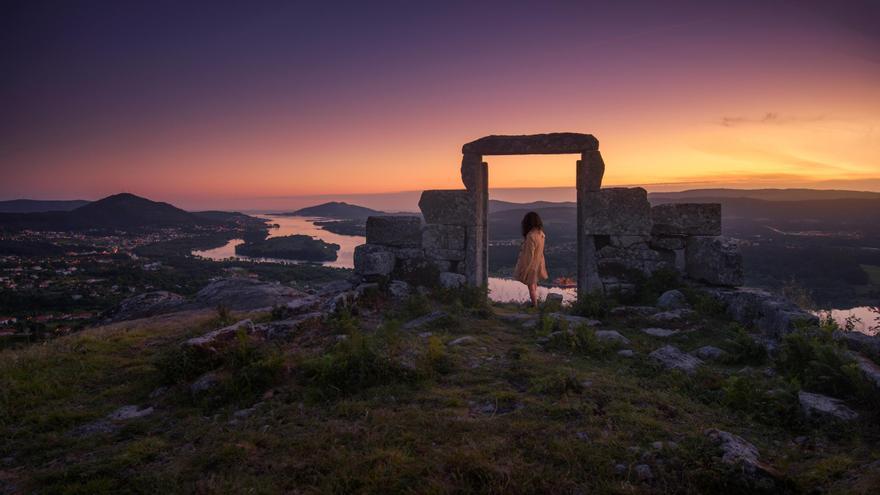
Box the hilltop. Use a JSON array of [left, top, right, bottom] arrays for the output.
[[286, 201, 385, 219], [1, 279, 878, 493]]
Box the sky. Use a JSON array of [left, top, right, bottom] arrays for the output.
[[2, 0, 879, 210]]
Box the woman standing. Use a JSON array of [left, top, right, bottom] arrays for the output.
[[514, 211, 548, 308]]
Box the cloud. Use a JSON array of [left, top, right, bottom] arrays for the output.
[[720, 113, 826, 127]]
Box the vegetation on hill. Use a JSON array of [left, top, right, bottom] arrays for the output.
[[2, 281, 878, 493], [235, 234, 339, 262]]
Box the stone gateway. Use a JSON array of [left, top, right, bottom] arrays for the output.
[[353, 132, 743, 298]]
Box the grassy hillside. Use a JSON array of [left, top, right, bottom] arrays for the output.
[[2, 287, 878, 493]]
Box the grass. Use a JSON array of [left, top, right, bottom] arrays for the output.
[[1, 293, 879, 494]]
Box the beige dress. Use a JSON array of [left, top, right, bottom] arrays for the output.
[[514, 228, 548, 285]]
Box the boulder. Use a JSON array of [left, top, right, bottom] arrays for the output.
[[835, 331, 880, 358], [184, 319, 255, 353], [549, 313, 601, 328], [422, 224, 466, 260], [641, 328, 679, 338], [365, 216, 422, 247], [439, 272, 466, 289], [596, 330, 630, 344], [581, 187, 652, 235], [418, 190, 476, 226], [704, 429, 763, 473], [388, 280, 411, 300], [189, 278, 305, 311], [107, 405, 154, 421], [353, 244, 396, 277], [692, 345, 726, 360], [617, 349, 635, 357], [852, 354, 880, 389], [651, 203, 721, 236], [704, 287, 818, 338], [798, 391, 858, 421], [656, 289, 688, 309], [685, 236, 743, 286], [649, 345, 702, 374], [258, 312, 324, 340]]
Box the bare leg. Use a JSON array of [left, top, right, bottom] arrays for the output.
[[528, 283, 539, 308]]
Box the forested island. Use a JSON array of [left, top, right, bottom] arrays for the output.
[[234, 234, 339, 262]]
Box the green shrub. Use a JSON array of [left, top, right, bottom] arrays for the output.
[[721, 374, 799, 426], [776, 328, 876, 403], [401, 293, 431, 320], [569, 292, 614, 318], [686, 290, 727, 317], [547, 324, 607, 355], [154, 345, 218, 385], [419, 335, 453, 377], [721, 328, 767, 365], [530, 369, 584, 396], [300, 329, 417, 398]]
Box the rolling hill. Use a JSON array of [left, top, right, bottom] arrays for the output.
[[0, 199, 90, 213], [287, 202, 385, 219]]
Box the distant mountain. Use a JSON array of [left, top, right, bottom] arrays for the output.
[[288, 202, 385, 219], [489, 199, 575, 214], [649, 188, 880, 202], [0, 193, 264, 232], [0, 199, 90, 213]]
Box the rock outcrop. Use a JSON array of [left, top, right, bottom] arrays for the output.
[[798, 391, 859, 422], [704, 287, 818, 338], [649, 345, 703, 374], [686, 236, 743, 286]]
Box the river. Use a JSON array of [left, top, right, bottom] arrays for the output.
[[194, 215, 874, 330]]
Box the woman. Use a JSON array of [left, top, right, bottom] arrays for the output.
[[514, 211, 548, 308]]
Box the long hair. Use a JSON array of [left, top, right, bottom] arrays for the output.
[[521, 211, 543, 238]]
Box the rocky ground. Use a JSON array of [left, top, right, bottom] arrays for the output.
[[1, 279, 879, 494]]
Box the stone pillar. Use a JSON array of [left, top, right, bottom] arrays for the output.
[[461, 153, 488, 287], [577, 151, 605, 297]]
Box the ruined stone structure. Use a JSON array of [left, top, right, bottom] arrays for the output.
[[354, 132, 743, 297]]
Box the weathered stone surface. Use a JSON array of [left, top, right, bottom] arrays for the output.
[[704, 429, 762, 472], [649, 345, 703, 373], [852, 354, 880, 389], [651, 308, 694, 323], [185, 319, 255, 352], [657, 289, 688, 309], [190, 371, 222, 393], [609, 235, 649, 248], [353, 244, 396, 276], [642, 327, 679, 338], [422, 224, 466, 260], [365, 216, 422, 247], [108, 405, 154, 421], [649, 236, 685, 251], [704, 287, 818, 338], [258, 312, 323, 340], [403, 310, 448, 330], [597, 242, 670, 276], [460, 153, 486, 192], [462, 132, 598, 155], [106, 290, 186, 322], [578, 150, 605, 191], [686, 236, 743, 286], [836, 331, 880, 358], [693, 345, 726, 360], [448, 335, 476, 346], [596, 330, 630, 344], [582, 188, 652, 235], [651, 203, 721, 236], [439, 272, 466, 289], [388, 280, 411, 300], [549, 313, 601, 327], [189, 278, 305, 311], [617, 349, 635, 357], [419, 190, 476, 226], [799, 391, 858, 421]]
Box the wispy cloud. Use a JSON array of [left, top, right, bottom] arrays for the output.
[[720, 112, 826, 127]]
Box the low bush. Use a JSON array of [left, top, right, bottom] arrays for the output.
[[721, 327, 768, 365], [776, 328, 877, 404], [720, 374, 799, 426], [546, 324, 609, 356], [569, 292, 614, 319]]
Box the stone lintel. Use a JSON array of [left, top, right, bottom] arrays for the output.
[[462, 132, 598, 155]]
